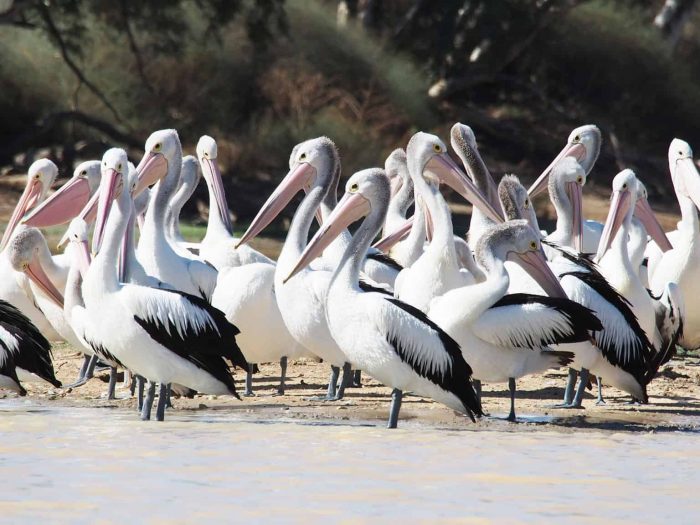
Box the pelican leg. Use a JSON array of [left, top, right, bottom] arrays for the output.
[[310, 366, 339, 401], [122, 369, 131, 389], [552, 368, 577, 407], [155, 383, 168, 421], [350, 370, 362, 388], [387, 388, 403, 429], [65, 354, 98, 389], [276, 356, 288, 396], [473, 379, 482, 405], [506, 378, 517, 422], [596, 377, 606, 405], [244, 363, 255, 397], [77, 354, 90, 379], [569, 368, 590, 408], [333, 362, 352, 400], [165, 383, 172, 408], [136, 375, 145, 411], [107, 367, 118, 400], [140, 380, 156, 421]]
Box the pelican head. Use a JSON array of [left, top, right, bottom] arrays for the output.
[[63, 217, 92, 278], [633, 178, 673, 253], [8, 227, 64, 307], [406, 131, 503, 223], [668, 139, 700, 213], [93, 148, 129, 255], [236, 137, 339, 248], [23, 160, 102, 229], [285, 168, 389, 282], [498, 174, 540, 234], [549, 156, 585, 253], [0, 158, 58, 251], [196, 136, 230, 233], [528, 124, 601, 197], [134, 129, 180, 195], [476, 220, 567, 298]]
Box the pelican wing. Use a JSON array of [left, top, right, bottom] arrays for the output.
[[186, 259, 218, 301], [380, 297, 482, 420], [122, 285, 247, 393], [366, 250, 404, 272], [472, 294, 601, 349], [647, 282, 684, 379]]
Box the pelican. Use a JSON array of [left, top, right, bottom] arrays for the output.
[[135, 129, 218, 300], [393, 132, 502, 312], [285, 168, 482, 428], [0, 299, 60, 394], [67, 148, 247, 421], [528, 125, 603, 253], [166, 156, 202, 258], [196, 135, 273, 269], [647, 139, 700, 350], [0, 159, 61, 340], [429, 221, 602, 420], [497, 171, 654, 407]]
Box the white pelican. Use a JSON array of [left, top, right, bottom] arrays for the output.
[[285, 168, 482, 428], [67, 148, 247, 421], [196, 135, 272, 269], [429, 220, 602, 420], [237, 137, 363, 398], [135, 129, 218, 300], [393, 132, 502, 312], [0, 159, 61, 340], [497, 171, 654, 407], [647, 139, 700, 349], [0, 299, 61, 394], [528, 125, 603, 253]]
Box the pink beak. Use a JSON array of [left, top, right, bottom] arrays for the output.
[[93, 169, 122, 255], [75, 239, 91, 279], [201, 157, 233, 234], [284, 192, 371, 283], [373, 216, 414, 252], [567, 181, 583, 253], [57, 190, 99, 250], [634, 198, 672, 253], [528, 143, 587, 197], [510, 249, 567, 299], [0, 178, 43, 251], [118, 209, 136, 283], [424, 153, 504, 223], [134, 151, 168, 196], [25, 259, 64, 307], [595, 190, 632, 262], [677, 157, 700, 213], [424, 200, 434, 242], [236, 163, 316, 248], [23, 176, 92, 228]]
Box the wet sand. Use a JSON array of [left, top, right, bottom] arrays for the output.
[[9, 344, 700, 433]]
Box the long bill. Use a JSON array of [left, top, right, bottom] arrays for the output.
[[284, 191, 370, 283], [134, 151, 168, 197], [567, 181, 583, 253], [424, 153, 504, 223], [92, 169, 122, 255], [678, 157, 700, 213], [528, 142, 587, 197], [373, 215, 413, 252], [22, 176, 91, 228], [57, 190, 100, 249], [201, 157, 233, 234], [634, 198, 672, 252], [595, 189, 631, 262], [509, 249, 568, 299], [235, 162, 316, 248], [25, 260, 64, 307], [0, 177, 43, 251]]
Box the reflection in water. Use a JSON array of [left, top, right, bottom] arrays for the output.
[[1, 399, 699, 523]]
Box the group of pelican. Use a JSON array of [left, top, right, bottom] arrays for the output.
[[0, 123, 695, 427]]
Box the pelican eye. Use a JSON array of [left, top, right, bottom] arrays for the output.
[[117, 163, 123, 171], [433, 144, 442, 153], [299, 152, 307, 161], [80, 170, 87, 176], [153, 143, 162, 152], [577, 176, 583, 184], [349, 183, 359, 193], [529, 241, 537, 250], [622, 183, 627, 189], [574, 135, 580, 142], [524, 198, 530, 207]]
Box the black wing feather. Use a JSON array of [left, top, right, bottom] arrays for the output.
[[366, 251, 404, 272]]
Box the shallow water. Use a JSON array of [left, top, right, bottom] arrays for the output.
[[1, 399, 698, 524]]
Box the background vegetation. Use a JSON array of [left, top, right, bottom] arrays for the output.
[[1, 0, 699, 222]]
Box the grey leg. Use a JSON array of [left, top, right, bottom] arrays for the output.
[[140, 380, 156, 421], [351, 370, 362, 388], [387, 388, 403, 429], [107, 367, 118, 400], [155, 383, 168, 421], [326, 365, 339, 399], [276, 356, 288, 396], [570, 368, 590, 408], [129, 372, 137, 396], [506, 378, 517, 422], [553, 368, 578, 407], [122, 369, 131, 389], [78, 354, 90, 378], [84, 354, 98, 379], [244, 364, 255, 397], [165, 383, 172, 408], [65, 354, 98, 388], [473, 379, 482, 405], [137, 375, 145, 411], [333, 362, 352, 400], [596, 376, 606, 405]]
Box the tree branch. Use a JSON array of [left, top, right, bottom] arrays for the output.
[[37, 3, 124, 123], [120, 0, 156, 95]]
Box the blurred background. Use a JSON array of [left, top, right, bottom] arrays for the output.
[[1, 0, 699, 232]]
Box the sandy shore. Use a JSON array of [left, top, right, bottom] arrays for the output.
[[6, 343, 700, 432]]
